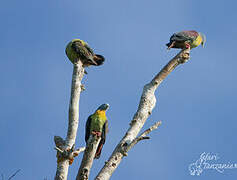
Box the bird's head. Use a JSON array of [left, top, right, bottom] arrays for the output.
[[71, 39, 86, 46], [97, 104, 110, 111], [199, 33, 206, 48]]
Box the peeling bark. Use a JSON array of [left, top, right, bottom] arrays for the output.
[[95, 49, 190, 180]]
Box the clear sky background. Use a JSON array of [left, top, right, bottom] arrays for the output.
[[1, 0, 237, 179]]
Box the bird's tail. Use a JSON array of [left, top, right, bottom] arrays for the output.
[[166, 42, 174, 50], [94, 142, 103, 159], [93, 54, 105, 66]]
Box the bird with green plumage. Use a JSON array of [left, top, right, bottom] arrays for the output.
[[85, 104, 109, 159], [65, 39, 105, 67], [166, 30, 206, 50]]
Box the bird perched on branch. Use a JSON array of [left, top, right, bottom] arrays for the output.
[[65, 39, 105, 67], [85, 104, 109, 159], [166, 30, 206, 50]]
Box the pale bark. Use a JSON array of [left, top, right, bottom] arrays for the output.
[[95, 49, 190, 180], [76, 136, 101, 180], [54, 61, 85, 180]]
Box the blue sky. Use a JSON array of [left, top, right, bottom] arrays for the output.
[[1, 0, 237, 179]]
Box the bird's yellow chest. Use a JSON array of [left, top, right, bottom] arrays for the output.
[[91, 110, 107, 132], [191, 35, 202, 48]]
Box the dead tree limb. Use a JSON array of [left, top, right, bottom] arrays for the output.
[[54, 61, 85, 180], [76, 135, 101, 180], [95, 48, 190, 180]]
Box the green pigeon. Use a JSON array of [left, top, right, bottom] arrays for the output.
[[166, 30, 206, 49], [65, 39, 105, 66], [85, 104, 109, 159]]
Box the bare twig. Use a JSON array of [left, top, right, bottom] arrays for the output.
[[74, 147, 86, 155], [95, 48, 190, 180], [54, 61, 85, 180], [76, 135, 101, 180], [54, 146, 64, 153], [136, 121, 162, 140], [124, 121, 162, 153], [8, 169, 21, 180]]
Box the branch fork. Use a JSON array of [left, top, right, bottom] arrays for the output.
[[54, 136, 85, 165], [95, 49, 190, 180], [120, 121, 162, 156]]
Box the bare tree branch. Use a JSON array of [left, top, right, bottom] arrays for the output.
[[76, 135, 101, 180], [54, 61, 85, 180], [95, 48, 190, 180], [8, 169, 21, 180]]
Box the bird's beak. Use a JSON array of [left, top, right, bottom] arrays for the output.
[[200, 33, 206, 48], [105, 104, 110, 110], [201, 42, 205, 48]]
